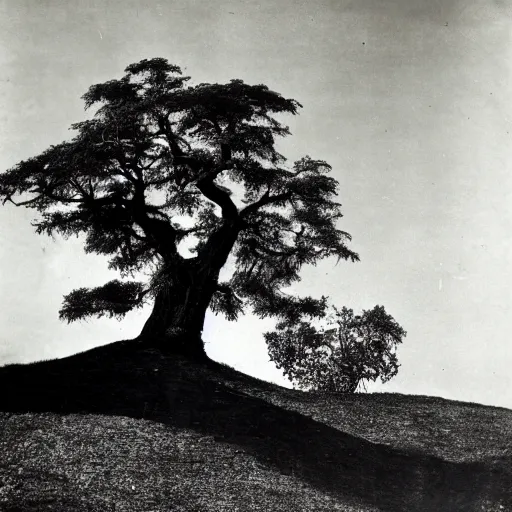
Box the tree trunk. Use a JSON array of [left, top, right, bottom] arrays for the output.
[[340, 372, 360, 393], [138, 218, 243, 360], [138, 262, 218, 360]]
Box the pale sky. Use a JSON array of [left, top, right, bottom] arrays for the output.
[[1, 0, 511, 408]]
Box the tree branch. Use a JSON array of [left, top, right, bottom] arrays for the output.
[[195, 172, 239, 221], [34, 189, 84, 204], [240, 191, 292, 217], [4, 195, 40, 207]]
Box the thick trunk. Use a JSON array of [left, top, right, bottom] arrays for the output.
[[139, 218, 243, 359], [138, 262, 218, 360]]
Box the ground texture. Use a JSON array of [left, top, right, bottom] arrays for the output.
[[0, 339, 510, 511]]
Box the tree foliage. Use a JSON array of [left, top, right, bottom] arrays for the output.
[[266, 305, 406, 393], [0, 58, 359, 337]]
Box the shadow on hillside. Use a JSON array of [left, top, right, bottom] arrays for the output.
[[0, 340, 509, 512]]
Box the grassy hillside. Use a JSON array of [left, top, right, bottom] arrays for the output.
[[0, 339, 510, 511]]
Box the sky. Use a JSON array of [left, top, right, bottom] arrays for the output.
[[1, 0, 511, 408]]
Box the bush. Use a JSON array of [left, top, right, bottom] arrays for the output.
[[266, 305, 406, 392]]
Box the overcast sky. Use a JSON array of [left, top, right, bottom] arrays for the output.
[[1, 0, 511, 408]]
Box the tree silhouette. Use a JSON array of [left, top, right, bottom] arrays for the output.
[[266, 305, 406, 392], [0, 58, 359, 359]]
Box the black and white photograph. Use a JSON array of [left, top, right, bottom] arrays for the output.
[[0, 0, 511, 510]]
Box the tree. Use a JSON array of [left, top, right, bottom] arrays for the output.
[[266, 305, 406, 393], [0, 58, 359, 359]]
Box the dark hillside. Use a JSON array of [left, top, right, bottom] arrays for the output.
[[0, 339, 510, 511]]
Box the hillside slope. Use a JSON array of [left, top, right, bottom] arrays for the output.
[[0, 339, 510, 511]]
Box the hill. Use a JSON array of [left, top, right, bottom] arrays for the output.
[[0, 339, 510, 511]]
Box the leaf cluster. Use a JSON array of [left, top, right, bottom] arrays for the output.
[[266, 305, 406, 393]]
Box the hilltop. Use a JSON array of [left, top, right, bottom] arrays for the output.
[[0, 339, 511, 511]]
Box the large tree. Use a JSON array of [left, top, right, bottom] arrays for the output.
[[0, 58, 359, 359]]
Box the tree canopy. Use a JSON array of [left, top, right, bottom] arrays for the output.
[[267, 305, 406, 392], [0, 57, 363, 360]]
